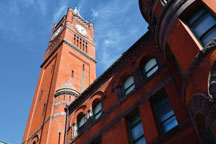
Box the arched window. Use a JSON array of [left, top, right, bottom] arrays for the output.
[[123, 76, 135, 95], [184, 5, 216, 46], [143, 58, 158, 78], [93, 101, 102, 120], [77, 113, 85, 134]]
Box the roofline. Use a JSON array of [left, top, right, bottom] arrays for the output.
[[68, 31, 152, 114]]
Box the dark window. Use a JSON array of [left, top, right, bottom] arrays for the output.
[[185, 5, 216, 46], [39, 90, 43, 101], [123, 76, 135, 95], [77, 114, 85, 134], [93, 101, 102, 120], [42, 103, 47, 116], [128, 113, 146, 144], [143, 58, 158, 78], [151, 90, 178, 133]]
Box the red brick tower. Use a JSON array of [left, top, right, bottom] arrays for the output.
[[22, 8, 96, 144]]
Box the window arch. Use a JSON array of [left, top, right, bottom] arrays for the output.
[[123, 75, 135, 96], [143, 58, 158, 78], [93, 100, 102, 120], [77, 113, 85, 134]]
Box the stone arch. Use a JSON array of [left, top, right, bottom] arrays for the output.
[[75, 105, 86, 122], [188, 92, 215, 144], [88, 91, 105, 109], [119, 72, 133, 86]]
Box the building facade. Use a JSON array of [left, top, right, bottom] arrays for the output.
[[22, 0, 216, 144]]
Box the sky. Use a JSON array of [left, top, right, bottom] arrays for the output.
[[0, 0, 148, 143]]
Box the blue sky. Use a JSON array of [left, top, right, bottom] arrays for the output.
[[0, 0, 147, 143]]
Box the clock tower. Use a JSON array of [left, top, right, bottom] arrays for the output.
[[22, 8, 96, 144]]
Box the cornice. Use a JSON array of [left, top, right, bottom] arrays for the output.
[[72, 14, 90, 27], [55, 88, 80, 97]]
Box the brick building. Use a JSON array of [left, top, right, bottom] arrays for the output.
[[22, 0, 216, 144]]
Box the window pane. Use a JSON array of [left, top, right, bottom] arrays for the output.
[[144, 58, 158, 77], [202, 27, 216, 45], [125, 84, 135, 95], [144, 58, 157, 72], [157, 103, 174, 122], [192, 13, 216, 37], [130, 115, 141, 125], [128, 113, 146, 144], [131, 122, 144, 140], [94, 112, 102, 120], [152, 94, 167, 108], [124, 76, 134, 89], [146, 65, 158, 78], [94, 102, 102, 114], [78, 116, 85, 128], [162, 116, 178, 132], [151, 91, 178, 133], [135, 137, 146, 144], [188, 9, 206, 25]]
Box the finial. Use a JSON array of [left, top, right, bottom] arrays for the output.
[[74, 7, 80, 16]]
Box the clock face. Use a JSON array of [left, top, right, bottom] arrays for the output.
[[75, 24, 87, 36], [53, 26, 62, 38]]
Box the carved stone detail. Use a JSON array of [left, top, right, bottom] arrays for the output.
[[208, 40, 216, 100], [206, 105, 216, 126], [188, 93, 216, 144], [188, 93, 212, 117], [182, 39, 216, 100]]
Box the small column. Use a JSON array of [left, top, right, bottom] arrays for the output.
[[72, 123, 78, 139]]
